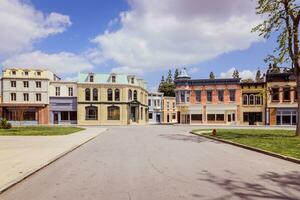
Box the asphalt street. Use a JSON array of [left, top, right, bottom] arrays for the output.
[[1, 125, 299, 200]]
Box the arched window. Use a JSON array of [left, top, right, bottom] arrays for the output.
[[134, 90, 137, 100], [115, 89, 120, 101], [85, 88, 91, 101], [128, 89, 132, 101], [107, 89, 113, 101], [242, 95, 248, 105], [249, 94, 254, 105], [93, 88, 98, 101], [107, 106, 120, 120], [255, 95, 261, 105], [85, 106, 97, 120]]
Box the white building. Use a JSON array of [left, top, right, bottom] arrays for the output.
[[148, 92, 163, 123]]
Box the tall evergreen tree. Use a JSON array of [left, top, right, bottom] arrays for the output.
[[174, 68, 179, 80], [255, 68, 262, 82], [166, 69, 173, 83], [209, 72, 215, 79], [232, 69, 240, 78]]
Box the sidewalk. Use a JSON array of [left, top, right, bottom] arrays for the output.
[[0, 127, 107, 193]]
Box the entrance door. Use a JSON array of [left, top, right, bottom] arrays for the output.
[[131, 107, 136, 122], [228, 114, 231, 122], [167, 114, 170, 123], [249, 113, 255, 125], [156, 114, 161, 123], [54, 113, 59, 124]]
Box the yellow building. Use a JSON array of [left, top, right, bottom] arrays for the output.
[[77, 73, 148, 125], [162, 96, 177, 123], [240, 82, 266, 125]]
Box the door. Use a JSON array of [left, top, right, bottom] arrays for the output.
[[54, 113, 59, 124], [131, 107, 136, 122], [167, 114, 170, 123], [228, 114, 231, 122], [249, 113, 255, 125], [156, 114, 161, 123]]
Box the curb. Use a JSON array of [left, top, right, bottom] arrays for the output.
[[0, 128, 108, 194], [190, 131, 300, 165]]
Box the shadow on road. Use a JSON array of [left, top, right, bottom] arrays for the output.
[[194, 170, 300, 200], [159, 134, 214, 143]]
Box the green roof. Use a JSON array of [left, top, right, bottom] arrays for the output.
[[78, 73, 140, 85]]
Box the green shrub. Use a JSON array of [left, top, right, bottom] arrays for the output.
[[0, 118, 12, 129]]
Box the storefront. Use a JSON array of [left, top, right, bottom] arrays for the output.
[[50, 97, 77, 124], [276, 108, 297, 125]]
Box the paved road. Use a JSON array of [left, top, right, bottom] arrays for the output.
[[1, 126, 300, 200]]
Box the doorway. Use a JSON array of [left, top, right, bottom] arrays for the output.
[[131, 107, 137, 122], [54, 113, 59, 124]]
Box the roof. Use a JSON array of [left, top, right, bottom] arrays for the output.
[[175, 78, 241, 86], [78, 73, 129, 84]]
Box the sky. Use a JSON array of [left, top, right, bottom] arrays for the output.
[[0, 0, 278, 91]]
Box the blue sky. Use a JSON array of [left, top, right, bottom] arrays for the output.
[[0, 0, 278, 90]]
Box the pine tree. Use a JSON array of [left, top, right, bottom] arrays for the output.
[[209, 72, 215, 79], [174, 68, 179, 80], [232, 69, 240, 78], [166, 70, 173, 83], [255, 68, 262, 82]]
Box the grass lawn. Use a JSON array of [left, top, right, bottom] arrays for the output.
[[193, 129, 300, 159], [0, 126, 84, 136]]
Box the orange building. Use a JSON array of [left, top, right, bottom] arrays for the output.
[[175, 69, 241, 124]]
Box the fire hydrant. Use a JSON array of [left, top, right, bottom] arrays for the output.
[[212, 129, 217, 137]]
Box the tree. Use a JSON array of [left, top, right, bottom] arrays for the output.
[[166, 69, 173, 83], [232, 69, 240, 78], [174, 68, 179, 80], [209, 72, 215, 79], [241, 78, 255, 83], [256, 68, 262, 82], [253, 0, 300, 135], [158, 73, 175, 96]]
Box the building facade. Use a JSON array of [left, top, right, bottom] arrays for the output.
[[162, 96, 177, 123], [266, 71, 297, 125], [240, 82, 266, 125], [49, 81, 77, 124], [175, 69, 241, 124], [148, 92, 163, 123], [1, 68, 59, 125], [77, 73, 148, 125]]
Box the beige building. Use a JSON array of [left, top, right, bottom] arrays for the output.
[[162, 96, 177, 123], [77, 72, 148, 125]]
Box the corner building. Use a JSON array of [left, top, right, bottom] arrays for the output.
[[77, 73, 148, 125]]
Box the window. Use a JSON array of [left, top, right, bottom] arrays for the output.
[[55, 87, 60, 96], [11, 81, 16, 87], [112, 76, 116, 83], [36, 93, 41, 101], [172, 114, 176, 120], [85, 106, 98, 120], [149, 113, 153, 119], [61, 111, 69, 120], [68, 87, 73, 96], [70, 111, 77, 120], [23, 111, 36, 121], [115, 89, 120, 101], [195, 90, 201, 102], [255, 95, 261, 105], [283, 87, 291, 101], [23, 81, 29, 88], [272, 88, 279, 101], [85, 88, 91, 101], [180, 91, 185, 103], [36, 71, 41, 76], [207, 90, 212, 102], [243, 95, 248, 105], [243, 112, 249, 122], [36, 81, 41, 88], [24, 71, 29, 76], [89, 75, 94, 82], [141, 107, 143, 120], [23, 93, 29, 101], [167, 102, 170, 111], [249, 94, 254, 105], [216, 114, 224, 121], [148, 99, 151, 106], [107, 89, 113, 101], [243, 112, 262, 122], [93, 88, 98, 101], [107, 106, 120, 120], [218, 90, 224, 102], [12, 70, 16, 75], [176, 91, 180, 103], [186, 91, 190, 102], [131, 78, 134, 84], [154, 100, 157, 106], [128, 89, 133, 101], [191, 114, 202, 121], [11, 93, 16, 101], [229, 90, 236, 101], [134, 90, 137, 100], [207, 114, 215, 121]]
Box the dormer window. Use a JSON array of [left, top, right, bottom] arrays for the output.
[[112, 76, 116, 83], [24, 71, 29, 76], [89, 75, 94, 82], [37, 71, 41, 76], [131, 78, 134, 84], [12, 70, 16, 75]]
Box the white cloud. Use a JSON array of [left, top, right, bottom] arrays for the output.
[[188, 67, 200, 74], [2, 51, 93, 75], [111, 66, 144, 75], [220, 67, 257, 80], [0, 0, 71, 57], [90, 0, 261, 73]]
